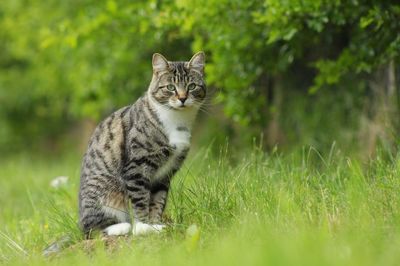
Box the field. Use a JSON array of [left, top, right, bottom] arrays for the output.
[[1, 145, 400, 266]]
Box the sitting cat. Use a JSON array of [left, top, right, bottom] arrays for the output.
[[79, 52, 206, 237]]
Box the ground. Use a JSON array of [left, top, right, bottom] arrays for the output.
[[1, 146, 400, 265]]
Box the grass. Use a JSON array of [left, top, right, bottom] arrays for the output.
[[1, 145, 400, 265]]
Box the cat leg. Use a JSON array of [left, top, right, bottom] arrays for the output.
[[149, 179, 170, 226], [125, 175, 150, 221], [124, 172, 163, 235]]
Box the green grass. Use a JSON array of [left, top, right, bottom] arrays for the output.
[[1, 145, 400, 265]]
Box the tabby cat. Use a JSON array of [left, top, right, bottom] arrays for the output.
[[79, 52, 206, 237]]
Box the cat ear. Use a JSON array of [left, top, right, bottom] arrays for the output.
[[152, 53, 169, 73], [188, 51, 205, 74]]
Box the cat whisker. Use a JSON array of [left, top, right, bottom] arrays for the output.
[[196, 106, 212, 116], [194, 101, 214, 109]]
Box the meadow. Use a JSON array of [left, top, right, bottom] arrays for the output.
[[1, 145, 400, 266]]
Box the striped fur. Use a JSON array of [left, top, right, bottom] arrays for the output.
[[79, 52, 206, 237]]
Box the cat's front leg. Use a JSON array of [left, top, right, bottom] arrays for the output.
[[149, 178, 171, 224], [125, 173, 150, 218], [124, 171, 165, 235]]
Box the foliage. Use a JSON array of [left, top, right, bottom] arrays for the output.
[[0, 0, 399, 151]]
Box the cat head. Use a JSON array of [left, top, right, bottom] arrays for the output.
[[149, 52, 206, 110]]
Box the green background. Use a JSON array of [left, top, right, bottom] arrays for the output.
[[1, 0, 399, 156], [1, 1, 400, 265]]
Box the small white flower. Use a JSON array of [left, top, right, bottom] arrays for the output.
[[50, 176, 69, 188]]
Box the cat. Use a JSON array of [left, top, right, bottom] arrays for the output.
[[79, 52, 206, 237]]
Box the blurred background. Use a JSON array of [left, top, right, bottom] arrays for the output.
[[0, 0, 399, 159]]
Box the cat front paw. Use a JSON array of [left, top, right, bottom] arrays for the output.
[[103, 222, 132, 236], [133, 222, 166, 235]]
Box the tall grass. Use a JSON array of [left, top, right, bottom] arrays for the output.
[[1, 146, 399, 265]]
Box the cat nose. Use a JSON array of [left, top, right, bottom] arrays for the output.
[[178, 97, 187, 104]]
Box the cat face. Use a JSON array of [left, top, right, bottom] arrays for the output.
[[150, 52, 206, 110]]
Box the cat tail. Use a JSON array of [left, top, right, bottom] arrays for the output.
[[43, 235, 73, 257]]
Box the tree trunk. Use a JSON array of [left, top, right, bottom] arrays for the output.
[[359, 61, 398, 159], [264, 76, 285, 148]]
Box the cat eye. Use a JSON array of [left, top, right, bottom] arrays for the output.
[[166, 84, 176, 91], [187, 83, 196, 91]]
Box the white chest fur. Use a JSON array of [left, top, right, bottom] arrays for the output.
[[149, 97, 198, 181]]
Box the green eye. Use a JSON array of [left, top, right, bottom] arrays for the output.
[[187, 83, 196, 90], [166, 84, 176, 91]]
